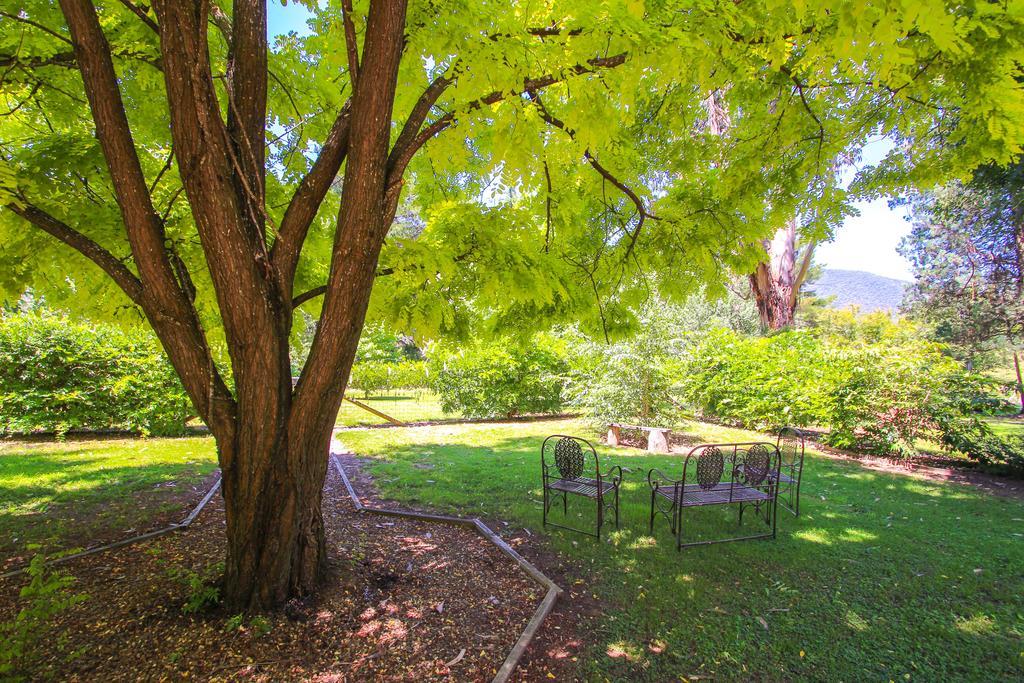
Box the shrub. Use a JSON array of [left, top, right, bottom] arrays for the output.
[[0, 550, 89, 679], [429, 339, 566, 418], [348, 360, 428, 397], [566, 332, 682, 428], [937, 415, 1024, 475], [0, 311, 193, 436], [680, 327, 999, 458], [679, 330, 828, 431]]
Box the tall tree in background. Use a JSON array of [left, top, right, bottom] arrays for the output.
[[702, 83, 821, 332], [901, 159, 1024, 409], [748, 219, 817, 330], [1, 1, 1022, 608]]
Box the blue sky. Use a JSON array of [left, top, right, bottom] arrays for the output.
[[816, 139, 913, 280], [267, 3, 914, 281]]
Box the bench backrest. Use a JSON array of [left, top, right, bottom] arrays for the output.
[[542, 434, 600, 480], [681, 442, 781, 492], [777, 426, 806, 469]]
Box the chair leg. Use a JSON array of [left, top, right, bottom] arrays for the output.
[[675, 504, 684, 551], [596, 494, 603, 540], [614, 486, 620, 529], [563, 491, 568, 516], [543, 485, 548, 527], [738, 501, 745, 525], [649, 490, 656, 533]]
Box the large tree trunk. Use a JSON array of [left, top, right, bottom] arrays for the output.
[[218, 410, 333, 608], [48, 0, 598, 610], [749, 218, 815, 331]]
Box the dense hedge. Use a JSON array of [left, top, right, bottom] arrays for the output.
[[0, 312, 192, 436], [429, 341, 566, 418], [348, 360, 428, 396], [680, 328, 1022, 470]]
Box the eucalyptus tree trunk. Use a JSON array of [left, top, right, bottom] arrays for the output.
[[748, 218, 815, 331]]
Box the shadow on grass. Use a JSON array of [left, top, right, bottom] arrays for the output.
[[0, 444, 216, 559]]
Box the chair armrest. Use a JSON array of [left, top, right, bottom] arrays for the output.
[[647, 467, 680, 491], [599, 464, 624, 487]]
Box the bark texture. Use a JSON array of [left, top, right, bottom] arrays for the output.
[[53, 0, 408, 610]]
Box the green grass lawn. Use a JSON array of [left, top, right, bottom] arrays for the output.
[[0, 437, 217, 561], [336, 391, 460, 426], [338, 418, 1024, 681], [986, 415, 1024, 438]]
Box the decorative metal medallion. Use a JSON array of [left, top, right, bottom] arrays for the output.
[[554, 437, 584, 480], [742, 444, 771, 485], [695, 446, 724, 490]]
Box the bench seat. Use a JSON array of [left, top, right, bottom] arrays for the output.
[[548, 476, 617, 498], [653, 482, 771, 507], [607, 423, 671, 453]]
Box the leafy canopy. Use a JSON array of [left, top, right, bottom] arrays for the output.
[[2, 0, 1023, 349], [900, 158, 1024, 365]]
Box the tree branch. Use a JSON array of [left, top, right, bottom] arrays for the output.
[[0, 10, 73, 45], [272, 100, 352, 297], [224, 0, 269, 243], [0, 52, 77, 70], [7, 199, 144, 304], [61, 0, 236, 431], [292, 285, 327, 308], [115, 0, 159, 33], [341, 0, 360, 91], [383, 52, 628, 213], [527, 93, 654, 264]]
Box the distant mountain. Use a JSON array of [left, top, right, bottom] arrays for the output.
[[806, 269, 909, 313]]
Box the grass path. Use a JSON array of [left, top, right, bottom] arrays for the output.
[[336, 391, 459, 426], [339, 418, 1024, 681]]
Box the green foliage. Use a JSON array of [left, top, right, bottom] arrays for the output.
[[680, 329, 828, 430], [224, 613, 272, 638], [167, 563, 223, 615], [899, 159, 1024, 400], [354, 324, 406, 364], [0, 311, 193, 436], [348, 360, 428, 397], [565, 305, 687, 427], [429, 338, 566, 418], [0, 550, 88, 679], [5, 0, 1022, 358], [680, 322, 1001, 458], [937, 416, 1024, 475]]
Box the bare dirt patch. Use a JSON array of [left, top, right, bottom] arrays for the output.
[[0, 467, 542, 681], [332, 452, 596, 682]]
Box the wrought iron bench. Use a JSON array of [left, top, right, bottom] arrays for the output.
[[542, 435, 622, 539], [648, 441, 780, 550]]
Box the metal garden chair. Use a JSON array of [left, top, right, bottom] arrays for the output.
[[541, 435, 622, 539], [648, 441, 781, 550], [775, 426, 806, 516]]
